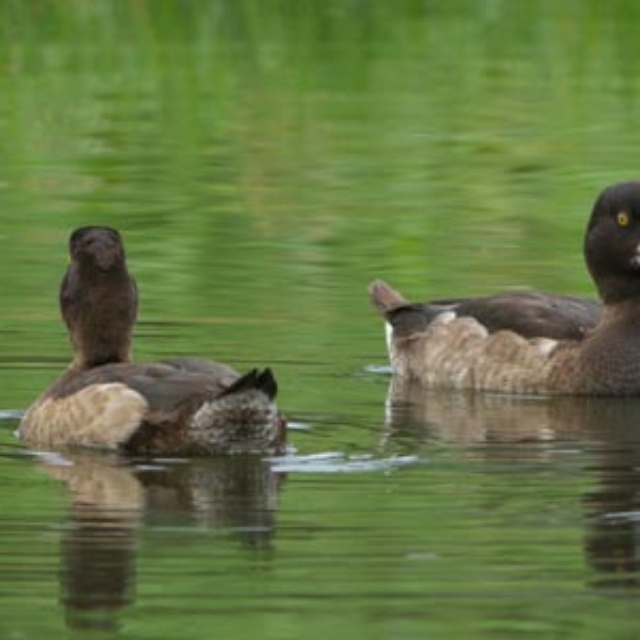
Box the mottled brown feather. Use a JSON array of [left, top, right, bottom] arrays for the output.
[[20, 383, 148, 449]]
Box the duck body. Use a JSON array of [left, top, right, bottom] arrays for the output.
[[19, 227, 285, 455], [369, 181, 640, 396]]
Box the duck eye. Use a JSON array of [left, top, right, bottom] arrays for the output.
[[617, 211, 631, 227]]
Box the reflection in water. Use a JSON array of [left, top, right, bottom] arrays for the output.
[[139, 458, 283, 546], [580, 404, 640, 591], [48, 459, 143, 632], [43, 455, 283, 631], [385, 378, 640, 592]]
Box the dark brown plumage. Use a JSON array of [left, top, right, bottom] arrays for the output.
[[19, 227, 285, 454], [370, 284, 601, 341], [369, 181, 640, 395]]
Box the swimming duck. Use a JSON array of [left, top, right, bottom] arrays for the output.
[[19, 226, 285, 454], [368, 181, 640, 395]]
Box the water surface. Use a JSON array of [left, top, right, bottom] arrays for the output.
[[1, 2, 640, 638]]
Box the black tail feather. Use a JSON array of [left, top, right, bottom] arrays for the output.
[[386, 304, 443, 337], [256, 367, 277, 399], [223, 368, 278, 400]]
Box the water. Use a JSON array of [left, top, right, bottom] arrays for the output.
[[2, 1, 640, 637]]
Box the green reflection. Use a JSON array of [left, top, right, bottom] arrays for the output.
[[2, 2, 640, 638]]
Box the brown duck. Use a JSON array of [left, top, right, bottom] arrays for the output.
[[19, 227, 286, 454], [369, 181, 640, 395]]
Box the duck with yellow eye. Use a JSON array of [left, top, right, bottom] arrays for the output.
[[616, 210, 631, 227], [19, 227, 286, 455], [369, 181, 640, 395]]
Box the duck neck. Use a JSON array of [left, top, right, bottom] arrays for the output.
[[62, 264, 138, 372], [69, 331, 133, 372], [598, 298, 640, 330]]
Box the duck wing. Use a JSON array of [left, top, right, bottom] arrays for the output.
[[50, 360, 245, 412], [369, 280, 601, 340]]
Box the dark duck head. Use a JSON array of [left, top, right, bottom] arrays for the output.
[[62, 226, 138, 370], [368, 181, 640, 395], [584, 181, 640, 304], [19, 226, 285, 454]]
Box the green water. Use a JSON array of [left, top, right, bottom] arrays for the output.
[[2, 1, 640, 637]]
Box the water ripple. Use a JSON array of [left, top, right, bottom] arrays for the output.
[[269, 452, 420, 474]]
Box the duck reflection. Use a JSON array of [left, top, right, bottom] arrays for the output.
[[43, 454, 283, 631], [138, 457, 282, 544], [579, 403, 640, 590], [385, 377, 640, 590]]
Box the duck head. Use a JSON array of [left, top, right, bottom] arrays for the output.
[[61, 227, 138, 370], [585, 181, 640, 305]]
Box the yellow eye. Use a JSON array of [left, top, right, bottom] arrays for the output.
[[617, 211, 631, 227]]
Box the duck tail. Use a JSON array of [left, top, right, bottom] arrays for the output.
[[189, 368, 282, 455], [223, 367, 278, 401], [368, 279, 408, 314], [369, 279, 440, 337]]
